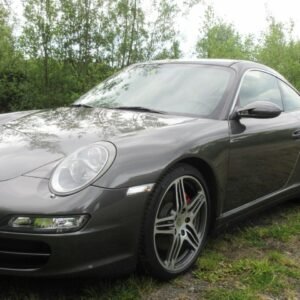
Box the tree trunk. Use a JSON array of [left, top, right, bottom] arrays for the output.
[[121, 0, 129, 68], [126, 0, 137, 66]]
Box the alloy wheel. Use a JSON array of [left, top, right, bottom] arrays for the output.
[[153, 175, 208, 272]]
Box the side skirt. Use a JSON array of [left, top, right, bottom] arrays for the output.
[[214, 183, 300, 231]]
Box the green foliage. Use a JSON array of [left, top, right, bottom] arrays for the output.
[[0, 4, 27, 112], [205, 288, 255, 300], [145, 0, 180, 60], [0, 0, 183, 112], [196, 6, 255, 60], [195, 7, 300, 91], [0, 4, 13, 64], [194, 203, 300, 299], [257, 17, 300, 90], [17, 0, 114, 110], [1, 2, 300, 113]]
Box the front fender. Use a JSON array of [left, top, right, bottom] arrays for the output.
[[93, 119, 230, 191]]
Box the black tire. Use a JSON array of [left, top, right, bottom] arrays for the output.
[[140, 163, 211, 280]]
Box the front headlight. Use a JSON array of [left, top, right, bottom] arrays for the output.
[[50, 142, 116, 195]]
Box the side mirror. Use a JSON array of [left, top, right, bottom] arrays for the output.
[[236, 101, 282, 119]]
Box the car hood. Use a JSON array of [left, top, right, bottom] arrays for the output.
[[0, 107, 196, 181]]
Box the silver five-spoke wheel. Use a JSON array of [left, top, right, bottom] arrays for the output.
[[154, 175, 207, 272], [140, 164, 210, 280]]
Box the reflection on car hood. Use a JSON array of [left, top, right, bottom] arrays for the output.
[[0, 107, 195, 181], [0, 110, 38, 125]]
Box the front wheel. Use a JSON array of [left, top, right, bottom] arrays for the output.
[[140, 164, 210, 280]]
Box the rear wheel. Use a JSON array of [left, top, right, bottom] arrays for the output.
[[140, 164, 210, 280]]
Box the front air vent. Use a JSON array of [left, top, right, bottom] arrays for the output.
[[0, 237, 51, 269]]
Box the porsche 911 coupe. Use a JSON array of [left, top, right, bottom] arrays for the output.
[[0, 59, 300, 280]]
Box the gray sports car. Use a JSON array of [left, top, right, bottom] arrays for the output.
[[0, 59, 300, 280]]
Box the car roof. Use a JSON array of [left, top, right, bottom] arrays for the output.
[[137, 59, 285, 80], [138, 58, 238, 67]]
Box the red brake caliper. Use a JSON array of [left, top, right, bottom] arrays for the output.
[[185, 193, 191, 204]]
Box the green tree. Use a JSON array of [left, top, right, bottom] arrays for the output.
[[257, 17, 300, 89], [196, 6, 253, 59], [19, 0, 113, 109], [100, 0, 147, 68], [154, 40, 182, 59], [0, 4, 13, 67], [99, 0, 182, 67], [21, 0, 58, 91], [58, 0, 98, 73], [12, 1, 300, 115], [0, 4, 27, 112], [145, 0, 181, 60]]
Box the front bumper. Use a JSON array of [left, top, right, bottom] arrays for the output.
[[0, 176, 150, 277]]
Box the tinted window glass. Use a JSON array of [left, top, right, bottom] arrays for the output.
[[279, 81, 300, 112], [239, 71, 283, 109], [75, 64, 233, 117]]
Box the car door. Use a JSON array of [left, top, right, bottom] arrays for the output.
[[277, 79, 300, 186], [224, 70, 300, 212]]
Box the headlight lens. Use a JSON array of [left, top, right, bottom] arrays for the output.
[[8, 215, 89, 233], [50, 142, 116, 195]]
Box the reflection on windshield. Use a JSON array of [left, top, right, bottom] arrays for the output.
[[74, 64, 232, 117]]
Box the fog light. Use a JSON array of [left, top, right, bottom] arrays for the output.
[[8, 215, 89, 233]]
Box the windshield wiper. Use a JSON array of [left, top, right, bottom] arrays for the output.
[[71, 103, 94, 108], [113, 106, 165, 114]]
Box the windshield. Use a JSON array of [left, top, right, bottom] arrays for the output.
[[74, 64, 233, 117]]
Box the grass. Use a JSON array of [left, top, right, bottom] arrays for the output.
[[0, 201, 299, 300], [194, 200, 300, 299]]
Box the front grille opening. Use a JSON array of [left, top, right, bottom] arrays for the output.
[[0, 237, 51, 269]]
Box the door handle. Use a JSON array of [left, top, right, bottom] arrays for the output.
[[292, 129, 300, 139]]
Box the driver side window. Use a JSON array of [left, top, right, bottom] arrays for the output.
[[239, 71, 283, 109]]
